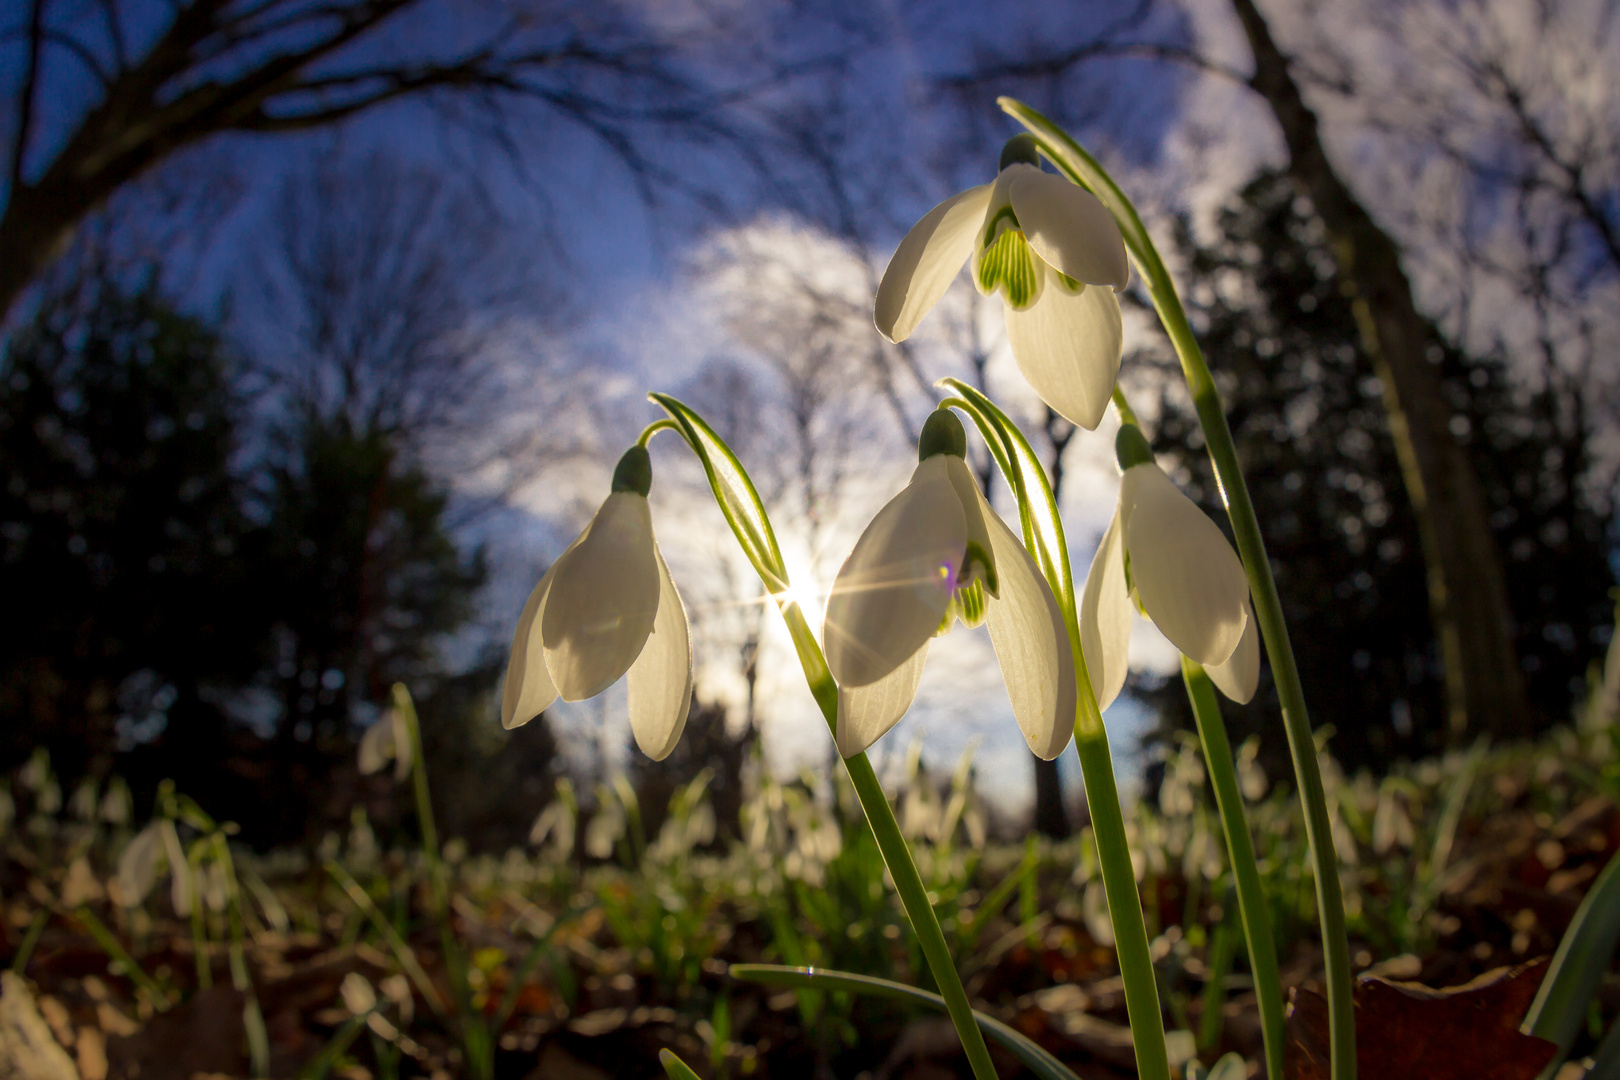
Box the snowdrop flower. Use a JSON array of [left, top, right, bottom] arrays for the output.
[[358, 707, 412, 781], [823, 410, 1075, 759], [114, 818, 194, 914], [1082, 425, 1260, 708], [875, 135, 1129, 431], [501, 446, 693, 761]]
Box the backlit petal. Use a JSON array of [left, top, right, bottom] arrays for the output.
[[875, 184, 994, 343], [836, 643, 928, 757], [981, 492, 1075, 759], [1121, 465, 1250, 667], [824, 457, 966, 688], [541, 493, 661, 701], [358, 716, 394, 775], [1004, 272, 1123, 431], [1080, 510, 1132, 711], [627, 544, 693, 761], [116, 823, 164, 906], [501, 558, 562, 729], [1206, 601, 1260, 704], [942, 455, 996, 593], [1007, 169, 1129, 288]]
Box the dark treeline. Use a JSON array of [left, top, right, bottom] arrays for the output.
[[0, 274, 558, 848]]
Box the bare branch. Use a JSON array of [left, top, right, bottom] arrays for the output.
[[10, 0, 44, 192]]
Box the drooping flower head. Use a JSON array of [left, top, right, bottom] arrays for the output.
[[1082, 424, 1260, 708], [823, 409, 1076, 760], [358, 707, 412, 781], [502, 446, 694, 761], [875, 135, 1130, 431]]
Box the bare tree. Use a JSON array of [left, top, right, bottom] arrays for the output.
[[936, 0, 1617, 741], [0, 0, 801, 321], [235, 147, 602, 527]]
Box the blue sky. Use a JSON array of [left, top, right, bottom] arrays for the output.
[[0, 0, 1240, 817]]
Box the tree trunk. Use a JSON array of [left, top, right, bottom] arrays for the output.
[[1231, 0, 1530, 740], [0, 183, 84, 320]]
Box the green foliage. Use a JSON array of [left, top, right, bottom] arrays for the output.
[[5, 719, 1617, 1077]]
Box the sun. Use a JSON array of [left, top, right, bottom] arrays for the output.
[[775, 554, 828, 624]]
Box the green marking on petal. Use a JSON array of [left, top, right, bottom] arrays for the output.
[[977, 228, 1041, 309], [1054, 270, 1084, 293], [960, 540, 998, 597], [1121, 548, 1150, 618], [955, 578, 989, 629]]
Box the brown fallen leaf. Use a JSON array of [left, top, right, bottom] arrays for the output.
[[1286, 959, 1558, 1080]]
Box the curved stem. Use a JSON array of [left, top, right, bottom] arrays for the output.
[[939, 380, 1170, 1080], [1110, 386, 1141, 428], [1182, 658, 1286, 1080], [637, 418, 680, 448], [649, 397, 998, 1080], [1001, 96, 1355, 1080]]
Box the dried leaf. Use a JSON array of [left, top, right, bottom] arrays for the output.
[[1286, 960, 1558, 1080]]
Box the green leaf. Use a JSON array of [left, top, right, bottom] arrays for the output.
[[659, 1048, 704, 1080], [1523, 844, 1620, 1076], [728, 964, 1083, 1080], [649, 393, 788, 593]]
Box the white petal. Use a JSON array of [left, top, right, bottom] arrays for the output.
[[1080, 509, 1133, 711], [501, 559, 561, 730], [1007, 169, 1129, 289], [541, 492, 661, 701], [1004, 272, 1123, 431], [1121, 465, 1250, 667], [942, 455, 995, 591], [1206, 601, 1260, 704], [875, 183, 994, 342], [981, 493, 1075, 759], [836, 643, 928, 757], [824, 458, 967, 687], [358, 717, 393, 775], [627, 544, 693, 761], [162, 820, 192, 917], [116, 823, 164, 906], [389, 708, 413, 782]]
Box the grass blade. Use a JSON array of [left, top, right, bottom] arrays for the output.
[[729, 963, 1082, 1080], [659, 1049, 704, 1080], [1523, 844, 1620, 1076]]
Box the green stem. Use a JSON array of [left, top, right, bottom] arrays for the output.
[[1110, 386, 1141, 428], [1001, 96, 1355, 1080], [650, 393, 996, 1080], [637, 418, 681, 447], [393, 685, 445, 914], [1155, 228, 1354, 1080], [777, 602, 1000, 1080], [392, 684, 488, 1077], [1073, 731, 1171, 1080], [10, 910, 46, 975], [941, 379, 1171, 1080], [74, 905, 167, 1006], [1182, 657, 1287, 1080]]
